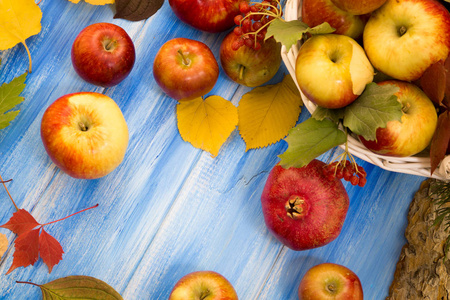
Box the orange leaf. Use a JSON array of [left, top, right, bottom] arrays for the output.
[[419, 60, 446, 105], [430, 110, 450, 175], [1, 209, 39, 235], [39, 229, 64, 273], [6, 228, 40, 274]]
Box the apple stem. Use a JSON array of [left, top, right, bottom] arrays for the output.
[[79, 122, 88, 131], [177, 49, 191, 66], [402, 102, 411, 114], [398, 25, 407, 37], [239, 65, 245, 81]]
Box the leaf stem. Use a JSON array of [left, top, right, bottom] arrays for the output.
[[16, 281, 40, 287], [0, 174, 19, 211], [21, 41, 32, 73], [41, 204, 99, 226]]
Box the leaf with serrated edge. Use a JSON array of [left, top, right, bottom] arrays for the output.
[[279, 118, 347, 168], [177, 95, 238, 157], [40, 275, 123, 299], [266, 19, 335, 52], [238, 74, 302, 151], [0, 71, 27, 130], [114, 0, 163, 21], [312, 106, 345, 123], [39, 229, 64, 273], [1, 208, 39, 236], [6, 228, 40, 274], [343, 82, 402, 141]]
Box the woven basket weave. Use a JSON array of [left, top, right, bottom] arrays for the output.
[[281, 0, 450, 180]]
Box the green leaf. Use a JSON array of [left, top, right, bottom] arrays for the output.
[[343, 82, 402, 141], [266, 19, 335, 52], [278, 118, 347, 168], [0, 71, 27, 130], [19, 275, 123, 299], [312, 106, 345, 123]]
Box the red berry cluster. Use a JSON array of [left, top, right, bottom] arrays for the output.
[[323, 160, 367, 187], [232, 0, 282, 51]]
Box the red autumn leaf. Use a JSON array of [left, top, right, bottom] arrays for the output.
[[0, 209, 39, 236], [430, 110, 450, 175], [6, 228, 40, 275], [39, 228, 64, 273], [420, 59, 446, 105]]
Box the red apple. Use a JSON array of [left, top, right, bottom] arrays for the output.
[[220, 32, 281, 87], [40, 92, 129, 179], [168, 0, 243, 33], [153, 38, 219, 101], [330, 0, 387, 15], [359, 80, 438, 157], [71, 23, 135, 87], [298, 263, 363, 300], [302, 0, 367, 40], [295, 34, 374, 109], [168, 271, 238, 300], [261, 160, 349, 251], [363, 0, 450, 81]]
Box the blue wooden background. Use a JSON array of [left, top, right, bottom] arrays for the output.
[[0, 0, 426, 299]]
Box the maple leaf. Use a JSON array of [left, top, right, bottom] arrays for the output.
[[177, 95, 238, 157], [0, 69, 27, 130], [238, 74, 303, 151], [0, 0, 42, 72]]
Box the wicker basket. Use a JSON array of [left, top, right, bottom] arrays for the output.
[[281, 0, 450, 181]]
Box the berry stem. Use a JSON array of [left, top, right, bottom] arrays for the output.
[[41, 204, 99, 227]]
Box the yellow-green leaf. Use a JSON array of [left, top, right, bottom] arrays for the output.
[[68, 0, 114, 5], [238, 74, 302, 151], [177, 96, 238, 157], [0, 0, 42, 72]]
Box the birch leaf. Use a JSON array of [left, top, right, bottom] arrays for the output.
[[177, 96, 238, 157], [0, 0, 42, 72], [238, 74, 302, 151]]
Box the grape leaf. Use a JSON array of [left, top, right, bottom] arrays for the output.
[[278, 118, 347, 168], [177, 95, 238, 157], [114, 0, 163, 21], [0, 71, 27, 130], [0, 208, 39, 235], [6, 228, 40, 274], [68, 0, 114, 5], [266, 19, 335, 52], [312, 106, 345, 123], [0, 233, 7, 259], [430, 111, 450, 175], [0, 0, 42, 72], [18, 275, 123, 299], [238, 74, 302, 151], [343, 82, 402, 141]]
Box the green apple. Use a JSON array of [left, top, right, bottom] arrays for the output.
[[363, 0, 450, 81], [295, 34, 374, 109]]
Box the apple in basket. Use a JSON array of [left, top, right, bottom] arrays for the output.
[[302, 0, 367, 40], [168, 0, 244, 33], [330, 0, 387, 15], [153, 38, 219, 101], [168, 271, 238, 300], [298, 263, 363, 300], [363, 0, 450, 81], [359, 80, 438, 157], [40, 92, 129, 179], [295, 34, 374, 109]]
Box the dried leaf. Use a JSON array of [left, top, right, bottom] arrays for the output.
[[0, 209, 39, 236], [68, 0, 114, 5], [6, 228, 40, 275], [114, 0, 163, 21], [0, 233, 8, 259], [238, 75, 302, 151], [19, 275, 123, 299], [0, 71, 27, 130], [0, 0, 42, 72], [430, 111, 450, 175], [419, 60, 446, 105], [177, 95, 238, 157], [39, 229, 64, 273]]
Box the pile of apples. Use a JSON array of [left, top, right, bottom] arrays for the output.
[[296, 0, 450, 158]]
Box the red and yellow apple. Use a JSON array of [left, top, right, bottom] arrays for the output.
[[168, 271, 238, 300], [359, 80, 438, 157], [153, 38, 219, 101], [298, 263, 363, 300], [220, 32, 281, 87], [295, 34, 374, 109], [302, 0, 367, 40], [40, 92, 129, 179], [330, 0, 387, 15], [363, 0, 450, 81], [168, 0, 243, 33], [71, 23, 136, 87]]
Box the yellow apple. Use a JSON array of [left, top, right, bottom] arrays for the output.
[[40, 92, 129, 179], [295, 34, 374, 109]]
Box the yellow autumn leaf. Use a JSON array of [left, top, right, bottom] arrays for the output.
[[68, 0, 114, 5], [0, 233, 7, 259], [238, 74, 303, 151], [177, 95, 238, 157], [0, 0, 42, 72]]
